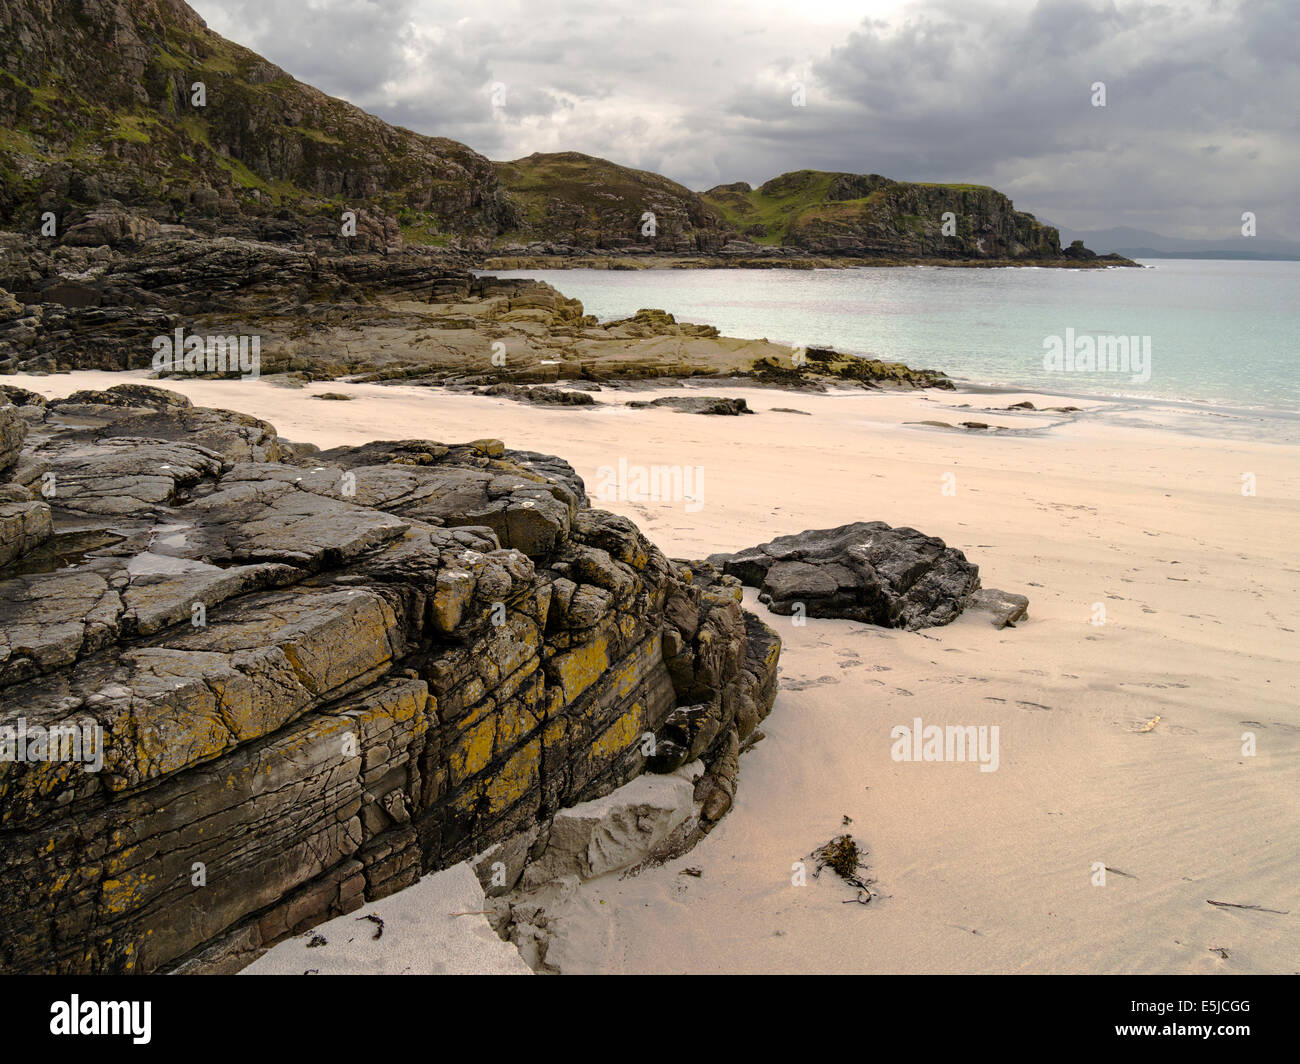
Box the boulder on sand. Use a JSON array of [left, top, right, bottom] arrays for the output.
[[710, 521, 982, 631]]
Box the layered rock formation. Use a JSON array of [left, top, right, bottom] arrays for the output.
[[0, 383, 779, 973]]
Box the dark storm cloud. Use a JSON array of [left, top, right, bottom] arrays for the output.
[[189, 0, 1299, 239]]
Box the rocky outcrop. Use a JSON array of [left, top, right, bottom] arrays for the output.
[[0, 239, 954, 391], [701, 169, 1120, 262], [475, 384, 596, 407], [492, 155, 1130, 264], [0, 383, 779, 973], [493, 152, 729, 255], [626, 396, 754, 416], [712, 522, 984, 630], [0, 482, 50, 568], [0, 400, 24, 471]]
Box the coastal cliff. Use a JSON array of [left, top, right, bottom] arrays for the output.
[[492, 155, 1126, 265], [0, 0, 1127, 266]]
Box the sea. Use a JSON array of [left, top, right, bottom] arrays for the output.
[[480, 259, 1300, 419]]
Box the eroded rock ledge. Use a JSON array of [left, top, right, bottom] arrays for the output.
[[0, 234, 951, 390], [0, 385, 779, 974]]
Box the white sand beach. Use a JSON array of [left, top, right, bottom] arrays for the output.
[[14, 371, 1299, 974]]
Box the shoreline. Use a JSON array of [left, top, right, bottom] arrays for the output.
[[475, 254, 1139, 271], [17, 364, 1295, 444]]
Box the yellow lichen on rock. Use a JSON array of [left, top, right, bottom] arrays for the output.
[[484, 739, 541, 814], [591, 702, 644, 761], [551, 636, 610, 705]]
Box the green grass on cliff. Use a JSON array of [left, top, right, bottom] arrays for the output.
[[494, 152, 714, 240], [913, 181, 995, 192], [703, 171, 839, 244], [0, 2, 507, 236], [701, 171, 1019, 246], [701, 170, 939, 244]]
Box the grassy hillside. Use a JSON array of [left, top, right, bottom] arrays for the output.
[[701, 169, 1059, 258], [0, 0, 515, 246], [493, 152, 728, 252]]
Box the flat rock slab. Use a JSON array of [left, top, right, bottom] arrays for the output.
[[475, 384, 596, 407], [241, 863, 531, 976], [519, 762, 703, 888], [626, 396, 754, 415], [965, 587, 1030, 628]]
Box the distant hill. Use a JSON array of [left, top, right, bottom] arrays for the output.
[[492, 152, 728, 253], [494, 155, 1094, 261], [700, 170, 1065, 259], [1050, 224, 1300, 261]]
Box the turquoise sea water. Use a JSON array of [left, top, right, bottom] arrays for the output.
[[481, 260, 1299, 413]]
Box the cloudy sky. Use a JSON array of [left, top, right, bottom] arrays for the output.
[[191, 0, 1299, 240]]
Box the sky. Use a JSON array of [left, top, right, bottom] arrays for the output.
[[190, 0, 1300, 241]]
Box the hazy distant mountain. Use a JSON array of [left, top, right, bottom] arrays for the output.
[[1047, 224, 1300, 260]]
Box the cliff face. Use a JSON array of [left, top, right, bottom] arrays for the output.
[[0, 384, 780, 973], [702, 169, 1062, 259], [494, 157, 1066, 261], [0, 0, 516, 250]]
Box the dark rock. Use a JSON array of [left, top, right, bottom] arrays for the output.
[[0, 485, 51, 567], [475, 384, 596, 407], [712, 521, 982, 630], [626, 395, 753, 415], [0, 403, 25, 474]]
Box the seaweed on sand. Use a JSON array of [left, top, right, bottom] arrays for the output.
[[811, 834, 877, 904]]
